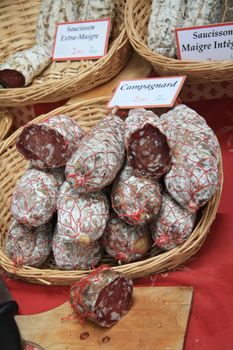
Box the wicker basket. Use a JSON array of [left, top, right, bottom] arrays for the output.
[[0, 97, 223, 285], [124, 0, 233, 83], [0, 0, 132, 107], [0, 110, 13, 141]]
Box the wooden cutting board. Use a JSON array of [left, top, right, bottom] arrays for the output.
[[16, 286, 193, 350]]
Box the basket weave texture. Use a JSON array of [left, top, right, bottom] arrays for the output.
[[0, 110, 13, 141], [0, 97, 223, 285], [124, 0, 233, 83], [0, 0, 132, 107]]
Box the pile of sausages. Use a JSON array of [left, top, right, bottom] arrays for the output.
[[6, 104, 221, 270], [5, 105, 221, 327]]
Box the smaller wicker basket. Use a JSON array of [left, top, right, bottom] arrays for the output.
[[125, 0, 233, 83], [0, 110, 13, 141], [0, 97, 223, 285], [0, 0, 132, 107]]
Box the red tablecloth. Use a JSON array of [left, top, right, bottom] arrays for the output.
[[2, 97, 233, 350]]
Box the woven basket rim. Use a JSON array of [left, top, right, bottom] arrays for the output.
[[124, 0, 233, 80], [0, 96, 224, 285], [0, 110, 13, 141], [0, 1, 131, 106]]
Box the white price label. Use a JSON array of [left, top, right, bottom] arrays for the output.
[[108, 77, 186, 109], [52, 19, 111, 61], [176, 22, 233, 61]]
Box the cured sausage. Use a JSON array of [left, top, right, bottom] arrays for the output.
[[66, 114, 125, 193], [5, 219, 53, 267], [147, 0, 186, 58], [160, 104, 221, 212], [147, 0, 224, 58], [77, 0, 115, 32], [111, 163, 162, 225], [16, 115, 85, 169], [0, 44, 51, 88], [150, 192, 196, 250], [0, 1, 79, 88], [102, 215, 151, 263], [184, 0, 223, 27], [70, 266, 133, 327], [36, 0, 79, 52], [11, 168, 60, 227], [125, 108, 172, 178], [53, 228, 103, 270], [222, 0, 233, 22], [57, 181, 109, 244]]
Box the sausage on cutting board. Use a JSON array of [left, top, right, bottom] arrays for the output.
[[70, 266, 133, 327]]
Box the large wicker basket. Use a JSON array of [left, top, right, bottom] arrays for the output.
[[0, 0, 132, 107], [125, 0, 233, 83], [0, 110, 13, 141], [0, 97, 223, 285]]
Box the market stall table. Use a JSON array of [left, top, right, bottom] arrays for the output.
[[1, 53, 233, 349]]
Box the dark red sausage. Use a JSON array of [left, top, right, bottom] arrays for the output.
[[0, 69, 25, 88], [125, 108, 172, 178], [16, 115, 85, 169]]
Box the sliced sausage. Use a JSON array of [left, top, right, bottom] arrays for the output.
[[125, 108, 172, 178], [70, 266, 133, 327], [16, 115, 85, 169], [0, 44, 51, 88]]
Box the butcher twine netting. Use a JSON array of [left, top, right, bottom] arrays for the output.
[[102, 215, 151, 263], [65, 115, 125, 192], [111, 163, 162, 225], [6, 220, 53, 267], [57, 182, 109, 244], [11, 168, 59, 227], [160, 104, 221, 212]]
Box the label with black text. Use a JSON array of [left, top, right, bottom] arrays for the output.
[[176, 22, 233, 61], [107, 76, 186, 109], [52, 19, 111, 61]]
